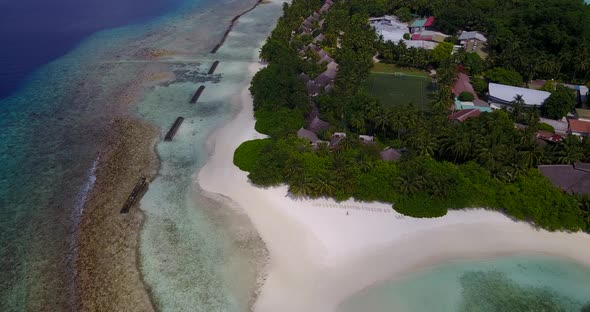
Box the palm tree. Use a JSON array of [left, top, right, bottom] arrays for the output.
[[312, 175, 336, 196], [372, 109, 391, 136], [289, 176, 312, 196], [350, 115, 366, 133], [443, 132, 471, 162], [284, 157, 305, 181], [410, 129, 438, 156], [554, 136, 585, 164], [395, 172, 424, 194], [356, 154, 373, 173]]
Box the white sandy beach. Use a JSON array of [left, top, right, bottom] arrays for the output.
[[197, 62, 590, 312]]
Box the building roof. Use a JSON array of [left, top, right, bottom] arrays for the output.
[[576, 108, 590, 120], [329, 132, 346, 146], [458, 31, 487, 42], [298, 72, 311, 83], [452, 73, 478, 98], [327, 61, 338, 71], [318, 54, 334, 64], [410, 16, 434, 28], [322, 66, 338, 79], [569, 119, 590, 134], [306, 80, 320, 96], [319, 3, 331, 13], [307, 115, 330, 133], [380, 148, 402, 161], [539, 117, 569, 135], [297, 128, 319, 143], [411, 31, 447, 42], [359, 135, 374, 142], [404, 40, 439, 50], [488, 83, 551, 107], [448, 109, 481, 122], [535, 130, 563, 143], [538, 164, 590, 195], [313, 33, 325, 43], [314, 73, 332, 87]]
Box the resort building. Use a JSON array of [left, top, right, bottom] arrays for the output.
[[404, 40, 439, 50], [409, 16, 434, 33], [297, 128, 319, 144], [564, 84, 589, 105], [359, 135, 375, 144], [569, 119, 590, 137], [330, 132, 346, 146], [535, 130, 564, 144], [411, 30, 447, 43], [538, 163, 590, 196], [380, 148, 403, 161], [488, 83, 551, 109], [452, 73, 491, 111], [448, 108, 481, 123], [539, 117, 569, 136], [319, 0, 334, 14], [458, 31, 488, 57], [369, 15, 409, 43]]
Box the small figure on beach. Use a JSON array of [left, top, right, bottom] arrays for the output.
[[346, 211, 349, 216]]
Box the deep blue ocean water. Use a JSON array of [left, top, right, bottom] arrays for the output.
[[0, 0, 194, 309], [0, 0, 185, 98]]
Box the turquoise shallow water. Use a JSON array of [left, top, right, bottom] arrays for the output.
[[338, 255, 590, 312], [0, 0, 271, 309], [136, 2, 284, 310]]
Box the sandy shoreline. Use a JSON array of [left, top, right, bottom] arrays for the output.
[[198, 62, 590, 311]]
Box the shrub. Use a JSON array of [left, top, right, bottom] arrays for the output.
[[394, 193, 449, 218], [458, 91, 475, 102], [233, 139, 272, 172], [254, 108, 305, 136], [484, 67, 523, 87], [538, 123, 555, 133], [403, 33, 411, 40], [471, 76, 488, 96]]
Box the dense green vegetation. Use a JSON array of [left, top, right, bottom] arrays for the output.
[[233, 0, 590, 232], [345, 0, 590, 83]]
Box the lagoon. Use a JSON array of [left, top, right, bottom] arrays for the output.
[[338, 255, 590, 312]]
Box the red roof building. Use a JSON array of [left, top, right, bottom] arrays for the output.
[[569, 119, 590, 136], [448, 109, 481, 122], [535, 131, 564, 143], [452, 73, 478, 99]]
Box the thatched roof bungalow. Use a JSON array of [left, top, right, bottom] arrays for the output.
[[318, 54, 335, 65], [359, 135, 374, 143], [380, 148, 402, 161], [297, 128, 319, 144], [330, 132, 346, 146], [314, 34, 325, 43], [314, 73, 332, 87], [306, 80, 321, 96]]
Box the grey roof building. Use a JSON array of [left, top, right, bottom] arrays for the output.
[[538, 163, 590, 195], [380, 148, 403, 161], [297, 128, 319, 144]]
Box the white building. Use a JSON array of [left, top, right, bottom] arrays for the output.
[[488, 83, 551, 109]]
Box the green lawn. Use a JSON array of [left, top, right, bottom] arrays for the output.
[[370, 63, 429, 78], [363, 72, 435, 111]]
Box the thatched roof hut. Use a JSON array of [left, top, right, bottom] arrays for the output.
[[380, 148, 402, 161], [330, 132, 346, 146], [297, 128, 319, 144]]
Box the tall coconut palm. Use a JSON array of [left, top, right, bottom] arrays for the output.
[[395, 172, 424, 195]]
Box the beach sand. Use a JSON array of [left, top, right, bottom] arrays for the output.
[[198, 62, 590, 312]]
